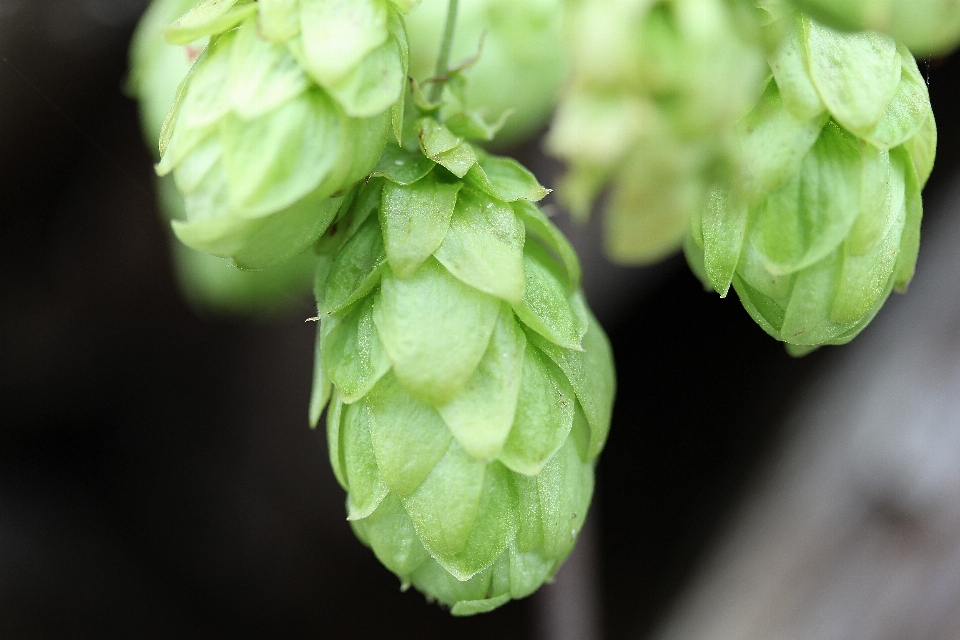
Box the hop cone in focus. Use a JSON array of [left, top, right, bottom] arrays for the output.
[[129, 0, 317, 315], [787, 0, 960, 55], [546, 0, 766, 263], [156, 0, 414, 269], [311, 115, 615, 614], [686, 8, 934, 353], [405, 0, 566, 145]]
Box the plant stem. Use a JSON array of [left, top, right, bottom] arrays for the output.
[[429, 0, 459, 102]]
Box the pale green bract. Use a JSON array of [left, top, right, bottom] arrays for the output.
[[404, 0, 566, 145], [129, 0, 318, 315], [787, 0, 960, 55], [546, 0, 767, 264], [685, 9, 934, 353], [155, 0, 413, 269], [310, 122, 615, 614]]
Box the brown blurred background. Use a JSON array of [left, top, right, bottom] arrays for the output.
[[3, 2, 960, 639]]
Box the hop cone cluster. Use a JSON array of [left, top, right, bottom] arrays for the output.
[[546, 0, 766, 263], [311, 116, 615, 614], [787, 0, 960, 54], [686, 8, 934, 353], [405, 0, 565, 144], [156, 0, 414, 269]]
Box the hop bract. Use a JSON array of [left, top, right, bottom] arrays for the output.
[[546, 0, 766, 263], [787, 0, 960, 55], [686, 9, 934, 353], [155, 0, 414, 269], [404, 0, 566, 144], [310, 119, 615, 614]]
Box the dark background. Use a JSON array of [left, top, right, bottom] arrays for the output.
[[2, 3, 959, 638]]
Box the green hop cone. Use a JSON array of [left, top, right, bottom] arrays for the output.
[[546, 0, 767, 264], [786, 0, 960, 55], [310, 117, 615, 614], [685, 9, 934, 353], [155, 0, 414, 269], [404, 0, 566, 145], [129, 0, 317, 315]]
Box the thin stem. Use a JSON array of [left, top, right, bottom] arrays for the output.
[[429, 0, 459, 102]]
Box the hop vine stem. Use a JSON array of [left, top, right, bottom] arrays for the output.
[[429, 0, 459, 102]]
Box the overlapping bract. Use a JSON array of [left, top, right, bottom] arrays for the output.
[[310, 121, 615, 614], [546, 0, 766, 263], [787, 0, 960, 55], [156, 0, 413, 269], [686, 10, 933, 353], [405, 0, 565, 144]]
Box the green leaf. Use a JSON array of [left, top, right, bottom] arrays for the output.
[[374, 259, 500, 404], [780, 249, 856, 346], [465, 154, 550, 203], [165, 0, 255, 45], [379, 171, 461, 278], [341, 399, 389, 519], [417, 117, 461, 157], [861, 46, 931, 149], [371, 143, 436, 185], [434, 187, 526, 304], [257, 0, 300, 41], [513, 474, 543, 552], [451, 595, 512, 617], [322, 293, 392, 403], [525, 310, 615, 461], [171, 133, 222, 196], [227, 18, 309, 120], [508, 544, 556, 599], [361, 493, 430, 578], [536, 435, 593, 559], [804, 17, 900, 134], [702, 183, 748, 298], [437, 306, 526, 461], [513, 200, 582, 292], [410, 559, 492, 607], [732, 273, 786, 339], [513, 244, 586, 351], [362, 373, 452, 496], [750, 122, 862, 275], [298, 0, 389, 87], [309, 319, 331, 428], [325, 391, 347, 489], [498, 343, 575, 476], [319, 214, 386, 315], [402, 440, 486, 558], [326, 33, 405, 118], [178, 30, 234, 129], [739, 79, 828, 204], [435, 143, 479, 179], [768, 12, 824, 121], [904, 113, 937, 189]]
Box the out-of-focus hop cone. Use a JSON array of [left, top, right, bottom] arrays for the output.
[[310, 114, 615, 614], [685, 7, 935, 354], [405, 0, 566, 145], [129, 0, 318, 315], [787, 0, 960, 55], [546, 0, 767, 264], [155, 0, 416, 269]]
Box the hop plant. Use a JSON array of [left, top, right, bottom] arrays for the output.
[[685, 7, 934, 353], [786, 0, 960, 55], [404, 0, 566, 144], [310, 111, 615, 614], [155, 0, 414, 269], [546, 0, 767, 263]]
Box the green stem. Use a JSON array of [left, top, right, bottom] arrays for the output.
[[429, 0, 459, 102]]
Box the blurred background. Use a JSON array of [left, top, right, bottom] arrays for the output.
[[2, 1, 960, 638]]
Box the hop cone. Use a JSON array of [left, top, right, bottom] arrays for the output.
[[786, 0, 960, 55], [546, 0, 766, 263], [310, 117, 615, 614], [155, 0, 414, 269], [129, 0, 317, 315], [685, 9, 934, 353], [404, 0, 565, 144]]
